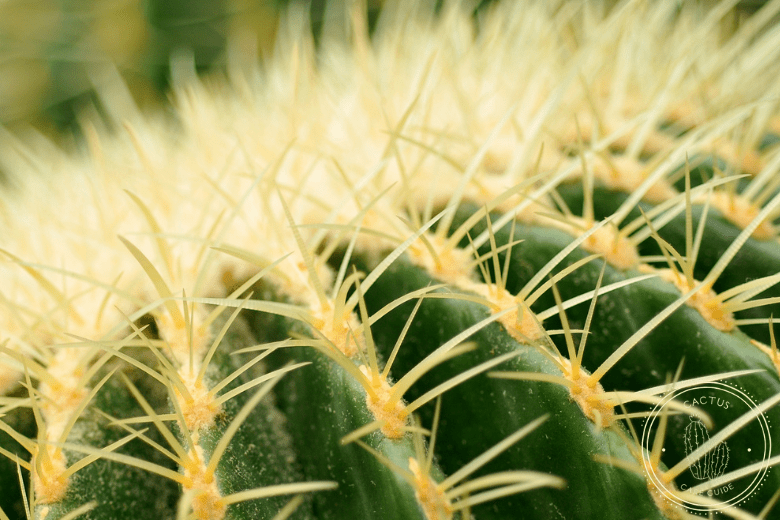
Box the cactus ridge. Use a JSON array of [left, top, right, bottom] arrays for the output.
[[3, 1, 780, 519]]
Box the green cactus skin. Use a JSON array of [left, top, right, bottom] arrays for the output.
[[261, 344, 437, 520], [555, 182, 780, 343], [29, 376, 181, 520], [2, 1, 780, 520], [353, 257, 668, 520]]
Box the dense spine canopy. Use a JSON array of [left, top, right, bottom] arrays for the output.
[[2, 1, 780, 519]]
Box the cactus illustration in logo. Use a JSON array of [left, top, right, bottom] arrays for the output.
[[684, 416, 730, 481]]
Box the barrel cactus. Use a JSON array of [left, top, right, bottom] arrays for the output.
[[1, 1, 780, 519]]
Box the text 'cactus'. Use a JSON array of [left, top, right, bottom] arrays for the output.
[[2, 1, 780, 519]]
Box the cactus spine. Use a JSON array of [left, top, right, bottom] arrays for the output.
[[2, 1, 780, 519]]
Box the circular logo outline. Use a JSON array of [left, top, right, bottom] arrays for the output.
[[640, 381, 772, 514]]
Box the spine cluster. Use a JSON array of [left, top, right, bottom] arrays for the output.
[[1, 1, 780, 519]]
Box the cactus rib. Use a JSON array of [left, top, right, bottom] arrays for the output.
[[2, 1, 780, 519]]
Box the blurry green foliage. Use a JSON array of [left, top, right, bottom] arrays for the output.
[[0, 0, 276, 133]]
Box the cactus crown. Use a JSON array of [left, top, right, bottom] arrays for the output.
[[2, 1, 780, 519]]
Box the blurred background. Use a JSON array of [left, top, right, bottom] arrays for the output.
[[0, 0, 772, 137]]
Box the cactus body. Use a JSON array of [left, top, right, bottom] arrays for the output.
[[2, 1, 780, 520]]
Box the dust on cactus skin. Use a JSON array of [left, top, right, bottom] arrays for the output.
[[2, 1, 780, 519]]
